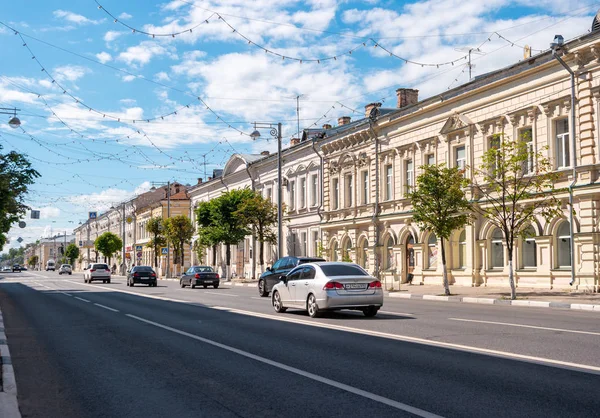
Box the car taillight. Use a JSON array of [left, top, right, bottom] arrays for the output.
[[150, 273, 156, 277], [90, 269, 96, 272], [133, 273, 139, 277], [323, 281, 344, 290], [194, 273, 200, 279], [216, 274, 219, 279], [368, 280, 382, 288]]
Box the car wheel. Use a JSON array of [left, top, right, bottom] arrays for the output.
[[258, 280, 268, 297], [307, 294, 321, 318], [69, 273, 72, 275], [213, 284, 219, 289], [180, 280, 185, 288], [363, 306, 379, 317], [107, 280, 111, 284], [191, 282, 196, 289], [272, 291, 286, 313], [130, 281, 134, 287]]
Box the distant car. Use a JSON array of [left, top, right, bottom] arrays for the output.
[[12, 264, 21, 273], [127, 266, 157, 287], [271, 262, 384, 318], [83, 263, 111, 284], [21, 266, 28, 271], [180, 266, 220, 289], [58, 264, 72, 275], [258, 256, 325, 297], [2, 266, 11, 272], [46, 260, 55, 271]]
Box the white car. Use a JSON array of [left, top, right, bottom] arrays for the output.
[[58, 264, 72, 275], [83, 263, 111, 283], [271, 262, 384, 318]]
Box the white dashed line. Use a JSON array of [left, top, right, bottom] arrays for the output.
[[74, 296, 90, 303], [94, 303, 119, 312], [448, 318, 600, 336]]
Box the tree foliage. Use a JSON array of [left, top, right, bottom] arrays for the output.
[[94, 232, 123, 265], [146, 217, 165, 268], [409, 163, 471, 295], [28, 255, 39, 268], [164, 215, 194, 271], [234, 191, 277, 269], [65, 243, 80, 265], [0, 145, 40, 251], [471, 134, 562, 300], [196, 200, 222, 268]]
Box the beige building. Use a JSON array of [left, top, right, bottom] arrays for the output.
[[25, 234, 75, 270]]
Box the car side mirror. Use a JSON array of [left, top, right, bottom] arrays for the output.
[[266, 266, 272, 272], [280, 275, 288, 284]]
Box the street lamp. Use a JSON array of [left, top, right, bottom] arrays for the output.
[[250, 122, 283, 259], [0, 107, 21, 128], [111, 203, 127, 275], [550, 34, 576, 286], [150, 181, 171, 278]]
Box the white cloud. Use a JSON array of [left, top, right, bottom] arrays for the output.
[[122, 75, 137, 82], [40, 207, 61, 219], [54, 65, 89, 82], [67, 182, 152, 211], [117, 41, 178, 66], [104, 31, 123, 42], [155, 71, 171, 81], [96, 52, 112, 64], [119, 12, 133, 20], [53, 10, 102, 25]]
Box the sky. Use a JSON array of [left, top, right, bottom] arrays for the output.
[[0, 0, 597, 252]]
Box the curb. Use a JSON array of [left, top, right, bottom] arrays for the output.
[[387, 292, 600, 312], [0, 308, 21, 418]]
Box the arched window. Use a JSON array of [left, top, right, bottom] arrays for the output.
[[342, 239, 352, 262], [384, 235, 394, 270], [427, 233, 437, 269], [522, 226, 537, 268], [331, 241, 339, 262], [557, 222, 571, 268], [358, 238, 369, 269], [491, 228, 504, 268], [458, 229, 467, 268]]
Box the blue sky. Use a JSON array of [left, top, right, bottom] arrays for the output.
[[0, 0, 596, 251]]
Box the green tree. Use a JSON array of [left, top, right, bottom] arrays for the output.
[[0, 145, 40, 251], [409, 164, 471, 296], [164, 215, 194, 273], [94, 232, 123, 265], [146, 217, 165, 269], [471, 134, 562, 300], [65, 243, 80, 265], [28, 255, 38, 268], [234, 191, 277, 272], [196, 199, 223, 269]]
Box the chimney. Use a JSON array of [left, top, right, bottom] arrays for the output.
[[364, 102, 382, 118], [197, 178, 203, 185], [207, 176, 212, 181], [396, 88, 419, 109], [260, 151, 270, 156], [338, 116, 351, 126], [290, 137, 300, 146], [322, 124, 332, 130]]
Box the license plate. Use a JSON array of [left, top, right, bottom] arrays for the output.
[[345, 283, 367, 290]]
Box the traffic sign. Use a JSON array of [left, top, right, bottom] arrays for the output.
[[17, 237, 23, 243], [30, 210, 40, 219], [89, 212, 97, 219], [18, 221, 26, 228], [136, 251, 143, 258], [126, 216, 133, 224], [135, 245, 143, 251], [161, 247, 168, 255]]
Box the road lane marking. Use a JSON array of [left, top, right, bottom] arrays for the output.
[[379, 310, 415, 317], [94, 303, 119, 312], [65, 280, 188, 303], [125, 313, 443, 418], [201, 292, 238, 297], [448, 318, 600, 336], [74, 296, 90, 303]]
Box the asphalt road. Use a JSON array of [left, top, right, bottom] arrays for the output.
[[0, 270, 599, 418]]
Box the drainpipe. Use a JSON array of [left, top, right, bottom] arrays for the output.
[[552, 49, 577, 287], [311, 136, 326, 255], [368, 117, 380, 281], [245, 163, 256, 280]]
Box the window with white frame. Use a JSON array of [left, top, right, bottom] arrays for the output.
[[455, 146, 466, 170], [405, 159, 413, 195], [361, 171, 369, 205], [299, 177, 306, 209], [555, 119, 570, 169], [520, 128, 534, 175], [385, 164, 393, 201], [345, 174, 353, 207], [427, 233, 437, 269], [522, 225, 537, 268], [491, 228, 504, 269], [458, 229, 467, 268], [384, 235, 394, 270], [312, 230, 319, 256], [488, 136, 501, 176], [426, 153, 435, 166], [300, 232, 307, 256], [332, 178, 339, 210], [557, 222, 571, 268], [289, 181, 296, 211], [310, 174, 318, 207], [266, 187, 272, 202]]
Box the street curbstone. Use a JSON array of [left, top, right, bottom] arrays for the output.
[[462, 297, 496, 304], [511, 300, 550, 308], [570, 304, 600, 311], [423, 295, 449, 301], [0, 307, 21, 418], [387, 293, 413, 299]]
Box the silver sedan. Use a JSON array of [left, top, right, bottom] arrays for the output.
[[271, 262, 383, 318]]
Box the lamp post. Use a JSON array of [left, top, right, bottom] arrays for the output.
[[150, 181, 171, 277], [550, 35, 577, 286], [250, 122, 283, 259], [0, 107, 21, 128], [111, 203, 127, 275]]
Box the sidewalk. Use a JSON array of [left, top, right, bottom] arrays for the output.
[[0, 305, 21, 418], [388, 284, 600, 311]]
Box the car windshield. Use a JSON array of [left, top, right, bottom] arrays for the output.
[[135, 266, 154, 272], [94, 264, 109, 270], [61, 265, 71, 268], [320, 264, 369, 276], [194, 266, 214, 273]]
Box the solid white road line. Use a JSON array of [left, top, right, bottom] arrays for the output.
[[74, 296, 90, 303], [201, 292, 238, 297], [379, 310, 415, 317], [65, 280, 188, 304], [448, 318, 600, 336], [94, 303, 119, 313], [125, 313, 443, 418]]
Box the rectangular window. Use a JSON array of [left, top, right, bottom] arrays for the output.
[[361, 171, 369, 205], [312, 230, 319, 257], [299, 177, 306, 209], [520, 128, 534, 175], [405, 160, 413, 194], [289, 181, 296, 211], [310, 174, 318, 206], [488, 136, 501, 176], [555, 119, 569, 169], [345, 174, 353, 207], [300, 232, 307, 257], [332, 178, 339, 210], [426, 154, 435, 166], [266, 188, 272, 202], [385, 164, 393, 201], [455, 146, 466, 170]]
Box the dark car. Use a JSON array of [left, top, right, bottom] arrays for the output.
[[127, 266, 157, 287], [180, 266, 220, 289], [12, 264, 22, 273], [258, 256, 325, 297]]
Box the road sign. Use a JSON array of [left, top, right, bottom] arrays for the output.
[[126, 216, 133, 224], [135, 245, 143, 251], [18, 221, 26, 228], [161, 247, 168, 255], [30, 210, 40, 219], [136, 251, 142, 258], [17, 237, 23, 243], [89, 212, 97, 219]]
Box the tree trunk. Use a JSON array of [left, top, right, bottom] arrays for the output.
[[153, 237, 158, 269], [212, 245, 217, 269], [508, 247, 516, 300], [441, 238, 450, 296], [225, 243, 231, 280], [259, 240, 265, 273]]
